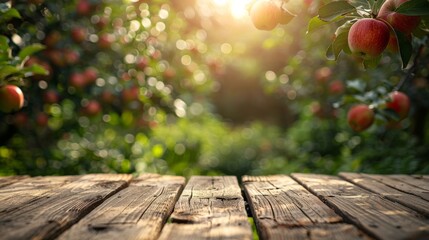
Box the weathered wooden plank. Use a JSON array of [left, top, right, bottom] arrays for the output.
[[242, 175, 367, 240], [0, 176, 78, 214], [266, 224, 369, 240], [292, 173, 429, 240], [0, 174, 132, 240], [414, 175, 429, 182], [0, 175, 28, 189], [158, 176, 252, 240], [368, 174, 429, 201], [59, 174, 184, 240], [340, 172, 429, 217]]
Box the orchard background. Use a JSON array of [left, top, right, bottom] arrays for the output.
[[0, 0, 428, 177]]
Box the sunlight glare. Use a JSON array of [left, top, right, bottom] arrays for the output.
[[213, 0, 228, 5], [211, 0, 253, 19], [230, 0, 252, 19]]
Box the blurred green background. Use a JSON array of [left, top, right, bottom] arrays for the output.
[[0, 0, 428, 177]]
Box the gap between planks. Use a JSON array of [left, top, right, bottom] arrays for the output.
[[242, 175, 370, 240], [292, 173, 429, 240]]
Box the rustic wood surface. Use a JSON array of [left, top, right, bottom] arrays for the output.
[[0, 174, 132, 240], [366, 174, 429, 201], [59, 174, 184, 240], [0, 175, 28, 189], [340, 172, 429, 217], [0, 176, 78, 214], [292, 173, 429, 240], [0, 173, 429, 240], [158, 176, 252, 240], [242, 175, 368, 240]]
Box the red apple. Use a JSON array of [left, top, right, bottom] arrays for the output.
[[83, 67, 98, 84], [136, 57, 149, 70], [43, 31, 61, 48], [314, 67, 332, 84], [82, 100, 102, 117], [43, 90, 60, 104], [163, 68, 176, 79], [98, 34, 113, 49], [150, 49, 162, 60], [0, 85, 25, 113], [121, 72, 131, 81], [348, 18, 390, 59], [378, 0, 421, 34], [385, 91, 410, 120], [69, 72, 87, 89], [76, 0, 92, 16], [100, 91, 115, 104], [64, 50, 80, 65], [12, 112, 28, 128], [45, 49, 66, 67], [97, 16, 109, 29], [122, 86, 139, 102], [250, 0, 281, 31], [347, 104, 375, 132], [329, 80, 344, 94], [71, 27, 87, 43], [36, 112, 49, 127]]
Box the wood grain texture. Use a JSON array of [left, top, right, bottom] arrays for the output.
[[292, 173, 429, 240], [59, 174, 184, 240], [367, 174, 429, 201], [266, 224, 369, 240], [0, 176, 78, 214], [242, 175, 367, 240], [340, 172, 429, 217], [0, 174, 132, 240], [158, 176, 252, 240], [0, 176, 28, 189]]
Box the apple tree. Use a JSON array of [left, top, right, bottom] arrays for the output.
[[249, 0, 429, 133], [0, 0, 215, 175]]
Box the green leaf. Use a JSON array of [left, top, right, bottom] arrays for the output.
[[395, 0, 429, 16], [348, 0, 371, 8], [363, 55, 381, 69], [18, 44, 45, 60], [0, 8, 21, 23], [326, 21, 353, 60], [374, 0, 386, 14], [0, 65, 19, 80], [318, 1, 357, 21], [380, 109, 401, 121], [395, 30, 413, 68], [0, 35, 9, 53], [307, 15, 344, 34], [22, 64, 48, 76], [347, 80, 366, 93]]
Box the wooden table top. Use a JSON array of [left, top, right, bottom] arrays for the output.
[[0, 173, 428, 240]]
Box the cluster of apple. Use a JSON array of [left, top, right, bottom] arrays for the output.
[[347, 91, 410, 132], [249, 0, 295, 31], [310, 67, 345, 119], [348, 0, 421, 60]]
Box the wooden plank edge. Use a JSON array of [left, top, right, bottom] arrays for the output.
[[290, 173, 382, 240], [339, 172, 429, 217], [0, 175, 29, 188]]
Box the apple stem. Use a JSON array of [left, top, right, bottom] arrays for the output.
[[395, 43, 425, 92]]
